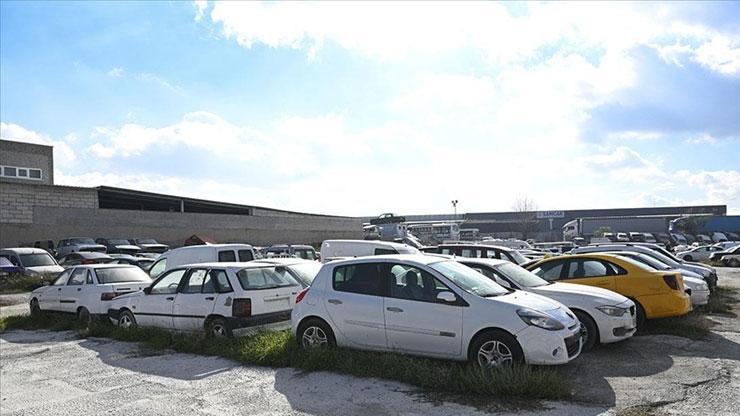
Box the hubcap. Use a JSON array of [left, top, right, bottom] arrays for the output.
[[580, 322, 589, 345], [119, 315, 132, 328], [477, 340, 513, 368], [211, 324, 226, 337], [301, 326, 328, 348]]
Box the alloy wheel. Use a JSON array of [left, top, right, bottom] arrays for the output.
[[477, 340, 513, 368], [119, 314, 133, 328], [301, 326, 328, 348]]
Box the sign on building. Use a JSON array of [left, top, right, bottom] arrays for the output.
[[536, 211, 565, 219]]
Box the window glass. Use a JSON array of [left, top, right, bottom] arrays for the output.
[[441, 248, 454, 255], [218, 250, 236, 262], [565, 260, 609, 279], [3, 167, 17, 177], [387, 264, 448, 302], [332, 263, 384, 296], [29, 169, 42, 179], [202, 271, 217, 294], [68, 268, 87, 286], [53, 269, 73, 286], [19, 253, 56, 267], [461, 249, 482, 258], [209, 269, 232, 293], [149, 258, 167, 277], [429, 261, 508, 297], [183, 269, 207, 293], [18, 169, 28, 177], [96, 267, 151, 284], [86, 270, 94, 284], [374, 248, 398, 255], [235, 267, 299, 290], [530, 261, 564, 281], [294, 249, 315, 260], [493, 263, 549, 288], [238, 249, 254, 262], [151, 269, 186, 294], [287, 262, 322, 286]]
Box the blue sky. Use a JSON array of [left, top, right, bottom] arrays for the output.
[[1, 1, 738, 215]]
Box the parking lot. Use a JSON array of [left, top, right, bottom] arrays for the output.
[[1, 268, 738, 416]]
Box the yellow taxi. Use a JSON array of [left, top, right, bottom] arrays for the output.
[[525, 253, 690, 326]]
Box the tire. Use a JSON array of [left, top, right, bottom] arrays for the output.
[[729, 258, 740, 268], [30, 298, 41, 316], [77, 307, 92, 326], [206, 317, 233, 338], [117, 309, 137, 329], [634, 301, 646, 329], [468, 329, 524, 369], [573, 310, 599, 352], [297, 318, 336, 349], [683, 255, 693, 262]]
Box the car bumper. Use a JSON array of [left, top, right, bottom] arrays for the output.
[[227, 310, 292, 330], [641, 292, 691, 319], [515, 324, 582, 365], [596, 304, 637, 344], [690, 288, 710, 306]]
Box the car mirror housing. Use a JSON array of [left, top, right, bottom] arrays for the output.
[[143, 287, 152, 295], [436, 291, 457, 303]]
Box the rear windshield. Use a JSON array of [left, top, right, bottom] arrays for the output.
[[95, 267, 151, 284], [294, 249, 316, 260], [287, 262, 323, 285], [20, 253, 56, 267], [235, 266, 299, 290], [108, 239, 130, 245], [71, 238, 96, 245]]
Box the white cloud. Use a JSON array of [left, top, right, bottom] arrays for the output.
[[0, 122, 77, 168], [607, 131, 665, 141], [137, 73, 183, 93], [684, 133, 718, 145], [193, 0, 209, 22], [107, 67, 125, 77], [692, 35, 740, 76], [677, 170, 740, 205]]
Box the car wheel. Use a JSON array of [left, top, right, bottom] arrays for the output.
[[729, 258, 740, 268], [634, 302, 646, 329], [206, 317, 233, 338], [469, 330, 524, 369], [29, 298, 41, 316], [573, 310, 598, 352], [77, 307, 92, 326], [683, 255, 693, 262], [118, 310, 137, 329], [297, 318, 336, 349]]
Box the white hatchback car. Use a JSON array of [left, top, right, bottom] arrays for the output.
[[107, 262, 302, 337], [292, 255, 582, 368], [29, 264, 151, 322], [458, 258, 636, 352]]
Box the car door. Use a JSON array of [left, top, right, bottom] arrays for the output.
[[383, 263, 463, 357], [172, 268, 217, 331], [561, 259, 617, 290], [60, 268, 88, 312], [40, 269, 72, 310], [324, 262, 387, 349], [134, 269, 187, 329]]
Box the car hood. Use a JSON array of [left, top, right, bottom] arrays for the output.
[[26, 265, 65, 275], [113, 245, 142, 251], [77, 244, 107, 251], [532, 282, 629, 305], [491, 290, 576, 326], [682, 276, 707, 290], [679, 262, 712, 277]]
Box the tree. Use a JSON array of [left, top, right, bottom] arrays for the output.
[[594, 226, 612, 238], [513, 195, 539, 240]]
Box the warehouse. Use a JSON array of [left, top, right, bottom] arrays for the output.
[[0, 140, 361, 248]]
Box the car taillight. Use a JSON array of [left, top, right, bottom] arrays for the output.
[[663, 274, 680, 291], [232, 298, 251, 317], [81, 259, 95, 264], [296, 288, 309, 304], [100, 292, 118, 301]]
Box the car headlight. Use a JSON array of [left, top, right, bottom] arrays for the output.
[[596, 305, 628, 317], [517, 307, 565, 331], [698, 283, 708, 291]]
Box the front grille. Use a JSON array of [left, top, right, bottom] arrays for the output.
[[565, 333, 580, 357]]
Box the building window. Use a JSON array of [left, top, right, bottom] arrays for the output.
[[0, 165, 43, 181]]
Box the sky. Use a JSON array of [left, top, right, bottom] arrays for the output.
[[1, 1, 739, 216]]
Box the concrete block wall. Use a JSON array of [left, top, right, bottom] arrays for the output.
[[0, 140, 54, 185], [0, 182, 97, 224]]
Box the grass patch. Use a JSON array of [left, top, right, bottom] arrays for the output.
[[0, 273, 55, 294], [700, 286, 739, 317], [639, 312, 712, 340], [614, 405, 667, 416], [0, 313, 572, 401]]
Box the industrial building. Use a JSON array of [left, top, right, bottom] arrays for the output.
[[0, 140, 361, 248]]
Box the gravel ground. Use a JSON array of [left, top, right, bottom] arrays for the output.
[[1, 268, 738, 415], [0, 292, 29, 318]]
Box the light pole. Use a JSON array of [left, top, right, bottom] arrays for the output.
[[451, 200, 458, 218]]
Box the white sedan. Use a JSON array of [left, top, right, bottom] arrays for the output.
[[292, 255, 582, 368], [29, 264, 151, 322], [458, 258, 636, 352], [676, 245, 724, 262]]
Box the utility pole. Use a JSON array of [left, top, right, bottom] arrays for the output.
[[451, 200, 459, 219]]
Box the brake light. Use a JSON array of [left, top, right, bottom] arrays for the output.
[[81, 259, 95, 264], [296, 288, 309, 304], [232, 298, 251, 317], [663, 274, 680, 291], [100, 292, 118, 301]]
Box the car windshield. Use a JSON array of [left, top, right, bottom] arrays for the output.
[[108, 239, 130, 245], [137, 239, 158, 244], [19, 253, 56, 267], [71, 238, 96, 245], [620, 253, 671, 270], [647, 245, 684, 263], [236, 266, 300, 290], [0, 257, 14, 267], [95, 267, 151, 284], [294, 249, 316, 260], [508, 250, 528, 265], [493, 262, 549, 288], [287, 262, 323, 285], [429, 261, 508, 297]]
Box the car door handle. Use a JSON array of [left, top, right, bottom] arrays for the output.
[[58, 288, 62, 291], [205, 297, 215, 301], [166, 297, 175, 301], [327, 299, 343, 305], [386, 307, 403, 313], [77, 288, 82, 291]]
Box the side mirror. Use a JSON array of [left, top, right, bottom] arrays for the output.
[[143, 287, 152, 295], [436, 291, 457, 303], [495, 278, 512, 289]]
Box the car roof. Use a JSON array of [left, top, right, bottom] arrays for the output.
[[68, 264, 137, 269], [437, 243, 514, 251], [170, 244, 253, 252], [454, 257, 509, 267], [0, 247, 51, 255], [177, 261, 276, 269], [68, 252, 111, 258], [322, 239, 412, 248], [252, 258, 317, 266], [326, 254, 447, 267]]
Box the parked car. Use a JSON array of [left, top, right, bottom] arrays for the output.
[[56, 238, 107, 258], [642, 233, 657, 243], [58, 252, 113, 267], [616, 233, 629, 242], [108, 262, 301, 337], [712, 241, 740, 251], [108, 254, 155, 270], [457, 258, 636, 351], [670, 233, 688, 245], [0, 257, 23, 277], [684, 234, 697, 244], [264, 244, 319, 260], [32, 240, 57, 256], [128, 238, 170, 254], [95, 238, 142, 255], [292, 255, 582, 368], [422, 243, 529, 265], [319, 240, 419, 262], [628, 232, 646, 242], [573, 243, 717, 288], [715, 245, 740, 267], [711, 232, 728, 243], [676, 245, 725, 262], [525, 253, 691, 326], [148, 244, 256, 278], [655, 233, 671, 245], [602, 233, 616, 242], [0, 248, 65, 277], [726, 232, 740, 241], [250, 258, 323, 287], [696, 234, 712, 244], [602, 251, 709, 307], [29, 264, 151, 322]]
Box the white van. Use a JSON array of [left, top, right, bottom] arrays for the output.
[[320, 240, 420, 262], [148, 244, 256, 278]]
